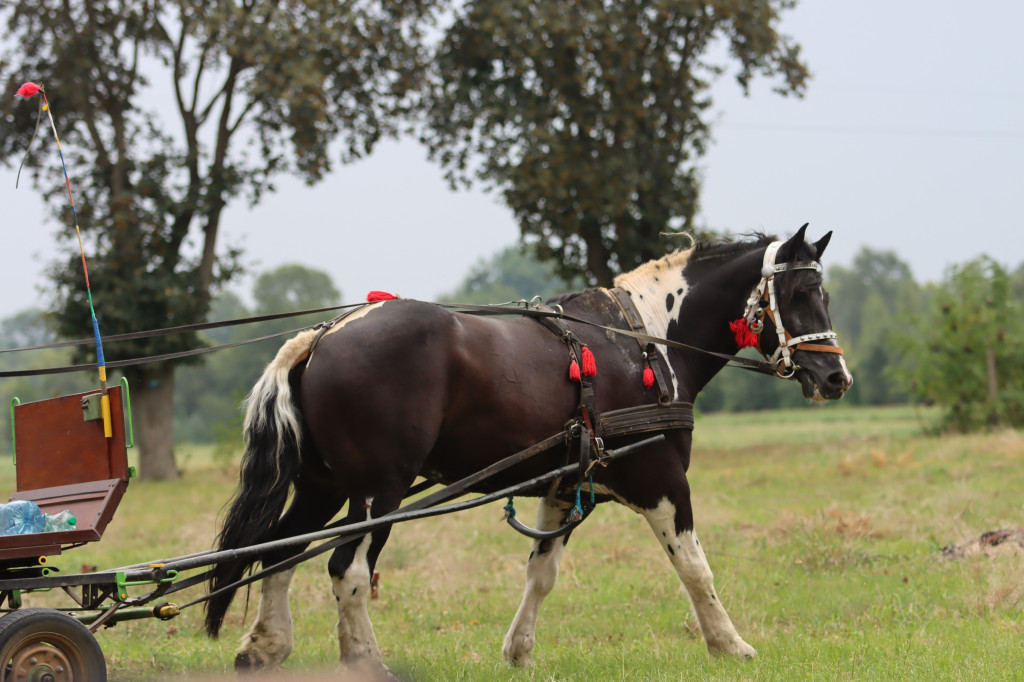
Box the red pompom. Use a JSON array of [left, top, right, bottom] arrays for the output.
[[366, 291, 398, 302], [569, 359, 581, 382], [729, 318, 760, 350], [15, 82, 41, 98], [643, 366, 655, 389], [581, 346, 597, 377]]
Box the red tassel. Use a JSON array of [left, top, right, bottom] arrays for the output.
[[14, 82, 41, 98], [643, 366, 655, 389], [729, 318, 760, 350], [366, 291, 398, 302], [569, 359, 581, 382], [581, 346, 597, 377]]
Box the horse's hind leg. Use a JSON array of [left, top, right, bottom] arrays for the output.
[[642, 493, 756, 658], [235, 490, 342, 671], [328, 494, 402, 676], [502, 497, 574, 666]]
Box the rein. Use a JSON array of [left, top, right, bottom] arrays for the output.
[[0, 241, 840, 381], [0, 304, 365, 378], [441, 298, 783, 378], [0, 297, 779, 379]]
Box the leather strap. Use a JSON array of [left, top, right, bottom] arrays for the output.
[[607, 287, 673, 403]]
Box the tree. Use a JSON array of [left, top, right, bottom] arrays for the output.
[[174, 264, 341, 446], [1, 0, 440, 478], [439, 245, 579, 304], [0, 309, 52, 349], [1011, 262, 1024, 301], [825, 248, 923, 405], [420, 0, 808, 286], [0, 310, 96, 445], [252, 264, 340, 326], [892, 256, 1024, 431]]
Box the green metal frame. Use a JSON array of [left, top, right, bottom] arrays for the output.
[[9, 397, 20, 465], [119, 376, 134, 448]]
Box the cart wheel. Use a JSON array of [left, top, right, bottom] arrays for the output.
[[0, 608, 106, 682]]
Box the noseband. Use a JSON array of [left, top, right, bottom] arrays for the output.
[[741, 241, 844, 378]]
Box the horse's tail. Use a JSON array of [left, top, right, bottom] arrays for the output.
[[204, 329, 318, 638]]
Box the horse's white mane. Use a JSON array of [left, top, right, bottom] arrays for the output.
[[613, 247, 695, 289]]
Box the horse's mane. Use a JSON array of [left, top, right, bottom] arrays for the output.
[[612, 232, 776, 289], [688, 232, 776, 263]]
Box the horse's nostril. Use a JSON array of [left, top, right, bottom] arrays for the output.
[[828, 371, 849, 389]]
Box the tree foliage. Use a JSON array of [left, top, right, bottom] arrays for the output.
[[174, 263, 342, 447], [1, 0, 440, 477], [825, 248, 924, 405], [421, 0, 808, 286], [438, 245, 579, 304], [892, 256, 1024, 431]]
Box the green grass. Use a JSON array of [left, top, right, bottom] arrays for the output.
[[2, 404, 1023, 680]]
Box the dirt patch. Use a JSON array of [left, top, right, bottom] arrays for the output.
[[942, 528, 1024, 559]]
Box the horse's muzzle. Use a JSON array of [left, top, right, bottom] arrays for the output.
[[797, 365, 852, 401]]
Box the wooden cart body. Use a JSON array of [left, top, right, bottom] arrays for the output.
[[1, 387, 131, 563]]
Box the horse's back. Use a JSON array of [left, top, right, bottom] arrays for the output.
[[295, 300, 581, 486]]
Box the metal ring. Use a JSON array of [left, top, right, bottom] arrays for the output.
[[776, 365, 797, 379]]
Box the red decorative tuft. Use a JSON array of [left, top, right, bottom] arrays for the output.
[[569, 359, 581, 382], [15, 82, 41, 98], [729, 318, 760, 350], [643, 366, 655, 389], [366, 291, 398, 302], [581, 346, 597, 377]]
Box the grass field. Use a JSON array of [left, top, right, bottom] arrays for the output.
[[2, 403, 1023, 681]]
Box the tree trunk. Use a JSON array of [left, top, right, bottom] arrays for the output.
[[133, 364, 180, 481], [985, 346, 999, 404]]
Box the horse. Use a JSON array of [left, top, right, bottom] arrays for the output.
[[203, 224, 852, 675]]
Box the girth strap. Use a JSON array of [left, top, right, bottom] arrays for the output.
[[597, 402, 694, 438]]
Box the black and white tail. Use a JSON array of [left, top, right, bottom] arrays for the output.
[[204, 330, 318, 637]]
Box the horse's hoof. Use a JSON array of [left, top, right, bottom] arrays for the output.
[[708, 637, 757, 659]]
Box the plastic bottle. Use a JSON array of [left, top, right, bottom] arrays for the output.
[[0, 500, 45, 536], [42, 510, 77, 533]]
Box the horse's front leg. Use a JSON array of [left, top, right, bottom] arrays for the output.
[[502, 496, 574, 666], [642, 494, 756, 658]]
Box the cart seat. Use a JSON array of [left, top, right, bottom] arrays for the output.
[[0, 387, 131, 562]]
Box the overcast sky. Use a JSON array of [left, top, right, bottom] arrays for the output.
[[2, 0, 1022, 322]]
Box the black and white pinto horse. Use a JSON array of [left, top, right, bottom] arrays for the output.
[[204, 225, 852, 674]]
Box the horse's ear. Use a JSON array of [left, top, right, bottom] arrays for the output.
[[777, 223, 810, 261], [812, 231, 833, 259]]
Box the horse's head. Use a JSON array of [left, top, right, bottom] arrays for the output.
[[744, 224, 853, 401]]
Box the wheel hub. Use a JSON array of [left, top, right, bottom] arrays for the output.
[[9, 642, 73, 681]]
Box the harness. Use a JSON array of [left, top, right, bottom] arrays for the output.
[[506, 296, 693, 538], [741, 241, 845, 377]]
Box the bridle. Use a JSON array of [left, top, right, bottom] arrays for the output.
[[741, 241, 845, 378]]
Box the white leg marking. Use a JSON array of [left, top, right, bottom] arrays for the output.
[[237, 567, 296, 668], [642, 498, 756, 658], [333, 533, 385, 671], [503, 498, 572, 666]]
